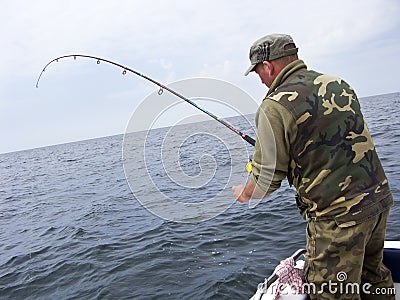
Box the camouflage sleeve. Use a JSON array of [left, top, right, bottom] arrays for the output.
[[250, 98, 297, 195]]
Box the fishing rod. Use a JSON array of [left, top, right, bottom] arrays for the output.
[[36, 54, 256, 147]]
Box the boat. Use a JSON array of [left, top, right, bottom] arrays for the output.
[[250, 241, 400, 300]]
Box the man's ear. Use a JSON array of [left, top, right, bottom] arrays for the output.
[[263, 61, 274, 76]]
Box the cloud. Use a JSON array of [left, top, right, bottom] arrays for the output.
[[3, 0, 399, 79]]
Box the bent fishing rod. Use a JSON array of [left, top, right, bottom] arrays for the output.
[[36, 54, 256, 147]]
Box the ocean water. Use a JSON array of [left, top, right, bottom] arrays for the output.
[[1, 92, 399, 299]]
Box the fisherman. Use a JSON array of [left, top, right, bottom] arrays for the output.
[[232, 33, 395, 299]]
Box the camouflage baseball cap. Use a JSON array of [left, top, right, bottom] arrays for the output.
[[244, 33, 298, 76]]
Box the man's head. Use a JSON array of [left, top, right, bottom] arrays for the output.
[[245, 33, 298, 87]]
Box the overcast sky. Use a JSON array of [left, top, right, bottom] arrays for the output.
[[1, 0, 399, 154]]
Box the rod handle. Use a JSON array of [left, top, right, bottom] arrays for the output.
[[243, 134, 256, 146]]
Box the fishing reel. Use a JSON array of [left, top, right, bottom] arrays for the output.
[[245, 157, 253, 174]]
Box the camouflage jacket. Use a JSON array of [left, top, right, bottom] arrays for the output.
[[259, 60, 393, 227]]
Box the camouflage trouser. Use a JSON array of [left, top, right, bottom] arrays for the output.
[[304, 209, 395, 300]]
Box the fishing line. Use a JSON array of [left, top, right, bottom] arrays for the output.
[[36, 54, 256, 146]]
